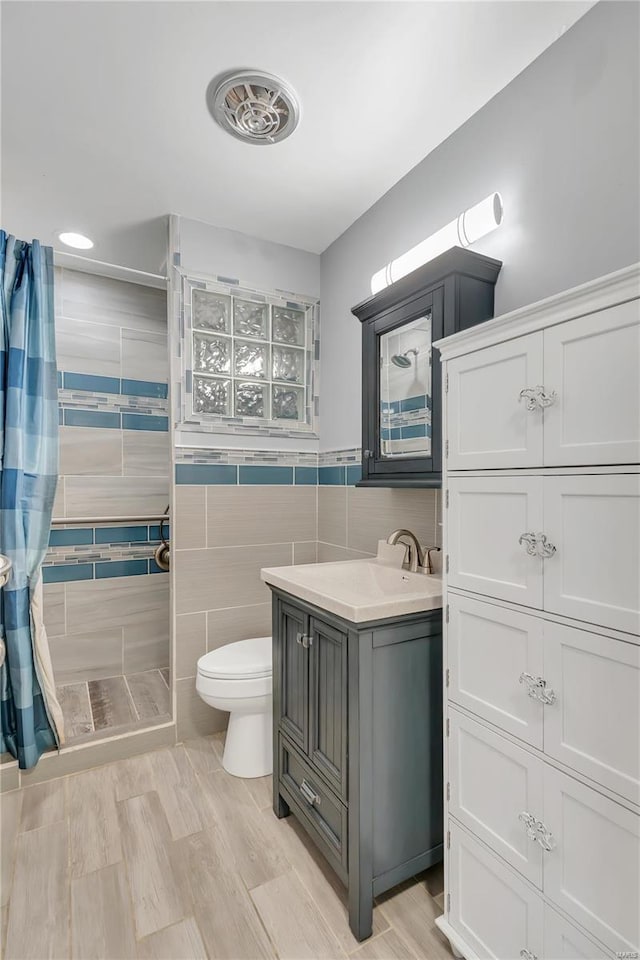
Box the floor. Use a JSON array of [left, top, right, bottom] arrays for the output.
[[56, 669, 171, 743], [0, 733, 454, 960]]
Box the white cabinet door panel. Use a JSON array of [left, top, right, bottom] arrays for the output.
[[543, 474, 640, 634], [544, 766, 640, 956], [449, 711, 544, 886], [544, 905, 611, 959], [448, 595, 544, 747], [544, 623, 640, 805], [448, 476, 544, 607], [448, 821, 544, 960], [544, 301, 640, 466], [447, 333, 544, 469]]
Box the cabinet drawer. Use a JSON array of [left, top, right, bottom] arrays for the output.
[[543, 300, 640, 467], [448, 821, 544, 960], [544, 623, 640, 805], [544, 766, 640, 957], [446, 332, 544, 469], [544, 904, 612, 959], [448, 595, 544, 748], [448, 476, 544, 607], [449, 710, 544, 887], [278, 735, 348, 879], [543, 474, 640, 634]]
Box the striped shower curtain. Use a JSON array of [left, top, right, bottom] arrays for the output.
[[0, 231, 64, 768]]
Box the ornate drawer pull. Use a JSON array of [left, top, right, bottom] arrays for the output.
[[520, 950, 538, 960], [519, 386, 557, 410], [519, 811, 556, 851], [300, 779, 321, 807], [519, 672, 557, 705], [519, 532, 557, 558]]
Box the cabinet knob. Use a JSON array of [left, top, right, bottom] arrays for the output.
[[519, 386, 557, 410], [519, 672, 557, 705], [296, 632, 312, 648], [519, 811, 556, 851], [519, 532, 556, 558], [299, 778, 321, 807], [363, 449, 373, 459]]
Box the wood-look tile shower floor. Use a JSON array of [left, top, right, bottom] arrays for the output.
[[0, 733, 454, 960], [56, 669, 171, 743]]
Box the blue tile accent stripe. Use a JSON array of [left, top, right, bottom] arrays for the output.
[[63, 409, 121, 429], [61, 371, 168, 399], [238, 465, 293, 485], [43, 558, 167, 583], [174, 449, 365, 486]]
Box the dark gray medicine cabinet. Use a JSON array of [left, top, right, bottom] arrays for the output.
[[351, 246, 502, 488]]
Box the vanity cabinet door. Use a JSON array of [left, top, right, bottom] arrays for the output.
[[447, 332, 544, 470], [448, 821, 544, 960], [544, 905, 612, 959], [447, 476, 544, 608], [542, 474, 640, 634], [276, 601, 309, 752], [308, 616, 348, 799], [543, 300, 640, 466]]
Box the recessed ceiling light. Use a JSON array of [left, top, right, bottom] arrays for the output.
[[58, 232, 94, 250]]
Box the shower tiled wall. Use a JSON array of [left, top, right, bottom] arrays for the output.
[[44, 269, 170, 688]]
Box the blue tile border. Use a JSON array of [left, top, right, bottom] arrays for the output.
[[43, 563, 94, 584], [173, 451, 364, 486], [319, 465, 345, 486], [60, 371, 168, 400], [63, 372, 121, 394], [95, 559, 148, 579], [43, 558, 169, 582], [63, 409, 121, 429], [175, 464, 238, 485], [294, 466, 319, 485], [122, 378, 168, 399], [49, 528, 94, 547], [94, 525, 151, 544], [121, 413, 169, 432], [238, 465, 293, 485]]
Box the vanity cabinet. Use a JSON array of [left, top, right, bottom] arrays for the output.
[[351, 246, 501, 488], [270, 588, 443, 941]]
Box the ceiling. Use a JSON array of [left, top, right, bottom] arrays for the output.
[[1, 1, 594, 273]]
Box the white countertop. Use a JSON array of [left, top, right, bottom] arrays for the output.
[[261, 558, 443, 623]]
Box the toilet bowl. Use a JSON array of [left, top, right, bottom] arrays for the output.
[[196, 636, 272, 778]]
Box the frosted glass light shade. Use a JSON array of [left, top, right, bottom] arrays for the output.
[[371, 192, 503, 294]]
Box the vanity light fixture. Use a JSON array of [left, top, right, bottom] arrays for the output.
[[370, 192, 503, 294], [57, 231, 94, 250]]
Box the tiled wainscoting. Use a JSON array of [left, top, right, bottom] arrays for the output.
[[173, 446, 440, 739]]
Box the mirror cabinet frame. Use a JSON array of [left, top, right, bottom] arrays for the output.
[[352, 246, 502, 488]]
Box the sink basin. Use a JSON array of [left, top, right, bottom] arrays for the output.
[[261, 559, 442, 623]]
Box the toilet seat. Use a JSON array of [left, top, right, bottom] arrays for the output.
[[197, 636, 272, 680]]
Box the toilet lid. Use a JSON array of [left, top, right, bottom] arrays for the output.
[[197, 636, 272, 680]]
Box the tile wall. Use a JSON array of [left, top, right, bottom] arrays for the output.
[[45, 269, 170, 690]]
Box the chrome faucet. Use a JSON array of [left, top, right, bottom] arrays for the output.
[[386, 530, 440, 574]]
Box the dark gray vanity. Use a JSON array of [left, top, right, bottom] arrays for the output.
[[268, 586, 443, 942]]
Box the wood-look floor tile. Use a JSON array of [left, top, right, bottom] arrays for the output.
[[348, 928, 417, 959], [20, 779, 66, 832], [112, 753, 155, 802], [242, 774, 272, 812], [198, 769, 289, 889], [182, 736, 222, 777], [250, 870, 346, 959], [57, 682, 94, 740], [5, 822, 69, 959], [417, 860, 445, 897], [376, 880, 454, 960], [173, 830, 275, 960], [89, 676, 138, 729], [71, 862, 137, 959], [259, 810, 388, 954], [126, 670, 170, 721], [433, 891, 445, 912], [68, 764, 122, 877], [117, 791, 186, 939], [1, 904, 7, 958], [146, 747, 204, 840], [0, 791, 22, 908], [137, 917, 208, 960]]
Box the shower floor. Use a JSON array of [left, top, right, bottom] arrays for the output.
[[56, 669, 171, 744]]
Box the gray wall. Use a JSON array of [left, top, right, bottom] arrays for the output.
[[319, 1, 640, 451]]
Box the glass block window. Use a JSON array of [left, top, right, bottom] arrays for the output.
[[188, 283, 314, 428]]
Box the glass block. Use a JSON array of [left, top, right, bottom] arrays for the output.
[[193, 333, 231, 375], [193, 377, 231, 415], [192, 290, 231, 333], [272, 345, 304, 383], [233, 299, 268, 340], [235, 381, 267, 419], [234, 340, 268, 379], [272, 306, 305, 346], [272, 384, 305, 421]]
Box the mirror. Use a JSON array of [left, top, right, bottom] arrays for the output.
[[379, 312, 432, 459]]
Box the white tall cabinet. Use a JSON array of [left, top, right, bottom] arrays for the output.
[[435, 264, 640, 960]]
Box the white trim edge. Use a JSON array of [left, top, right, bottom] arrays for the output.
[[434, 262, 640, 359]]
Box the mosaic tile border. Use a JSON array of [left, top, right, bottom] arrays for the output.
[[57, 371, 169, 431], [168, 214, 320, 440], [175, 446, 363, 485], [44, 524, 169, 579]]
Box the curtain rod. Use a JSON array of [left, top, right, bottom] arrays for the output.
[[54, 250, 168, 290]]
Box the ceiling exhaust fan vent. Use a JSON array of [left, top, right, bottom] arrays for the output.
[[208, 70, 301, 145]]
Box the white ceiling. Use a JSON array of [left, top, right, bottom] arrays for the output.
[[1, 1, 593, 273]]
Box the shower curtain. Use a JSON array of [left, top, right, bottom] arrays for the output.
[[0, 231, 64, 768]]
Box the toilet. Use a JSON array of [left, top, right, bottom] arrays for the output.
[[196, 636, 272, 779]]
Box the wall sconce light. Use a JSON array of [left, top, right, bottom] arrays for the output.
[[370, 192, 503, 294]]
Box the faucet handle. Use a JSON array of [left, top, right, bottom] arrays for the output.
[[424, 546, 442, 575]]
